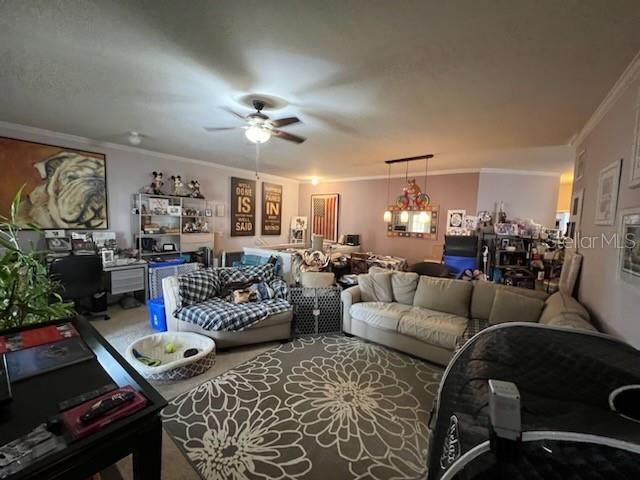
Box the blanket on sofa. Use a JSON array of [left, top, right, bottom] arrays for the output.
[[175, 264, 291, 332], [175, 297, 292, 332]]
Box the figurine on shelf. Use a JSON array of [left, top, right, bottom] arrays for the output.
[[170, 175, 190, 196], [188, 180, 204, 198], [143, 171, 164, 195]]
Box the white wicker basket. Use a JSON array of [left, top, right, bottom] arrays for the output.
[[126, 332, 215, 382]]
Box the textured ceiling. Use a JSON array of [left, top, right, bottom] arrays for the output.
[[1, 0, 640, 179]]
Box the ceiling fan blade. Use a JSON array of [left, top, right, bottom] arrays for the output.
[[272, 129, 306, 144], [203, 126, 239, 132], [220, 106, 247, 120], [270, 116, 300, 128]]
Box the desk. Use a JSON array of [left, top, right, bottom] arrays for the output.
[[0, 317, 167, 480], [103, 261, 148, 300]]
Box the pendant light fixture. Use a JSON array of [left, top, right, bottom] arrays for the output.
[[383, 163, 392, 223], [383, 154, 434, 227], [418, 155, 429, 224], [400, 160, 410, 223]]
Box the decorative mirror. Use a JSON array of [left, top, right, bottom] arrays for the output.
[[387, 205, 438, 239]]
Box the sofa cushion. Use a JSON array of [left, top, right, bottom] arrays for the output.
[[398, 307, 468, 349], [543, 313, 597, 332], [413, 276, 472, 317], [177, 269, 219, 306], [489, 289, 545, 324], [391, 271, 420, 305], [539, 292, 590, 324], [349, 302, 412, 331], [470, 281, 548, 321], [358, 272, 394, 303]]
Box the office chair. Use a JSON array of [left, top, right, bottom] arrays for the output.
[[49, 255, 110, 321]]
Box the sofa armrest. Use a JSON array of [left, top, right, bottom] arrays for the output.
[[162, 276, 182, 332], [341, 286, 362, 333], [543, 313, 597, 332]]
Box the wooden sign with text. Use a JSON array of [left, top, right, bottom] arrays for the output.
[[230, 177, 256, 236], [261, 182, 282, 236]]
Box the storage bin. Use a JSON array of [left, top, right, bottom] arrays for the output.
[[290, 286, 342, 335], [147, 297, 167, 332]]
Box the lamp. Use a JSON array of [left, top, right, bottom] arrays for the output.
[[400, 210, 409, 223], [128, 131, 142, 145], [245, 125, 271, 144], [418, 211, 429, 224], [383, 164, 392, 222], [311, 177, 319, 186]]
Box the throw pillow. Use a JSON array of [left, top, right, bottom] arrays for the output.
[[177, 269, 219, 306], [358, 272, 393, 303], [489, 289, 545, 324], [413, 276, 472, 317]]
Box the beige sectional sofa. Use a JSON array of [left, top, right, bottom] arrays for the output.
[[341, 270, 595, 366]]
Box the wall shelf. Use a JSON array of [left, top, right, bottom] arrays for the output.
[[133, 193, 214, 260]]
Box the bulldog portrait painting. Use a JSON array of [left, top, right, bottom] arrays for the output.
[[0, 137, 108, 229]]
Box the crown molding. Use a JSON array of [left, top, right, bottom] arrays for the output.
[[479, 168, 560, 177], [303, 167, 560, 184], [570, 49, 640, 148], [0, 120, 300, 184]]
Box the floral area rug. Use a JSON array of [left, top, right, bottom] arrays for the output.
[[162, 335, 443, 480]]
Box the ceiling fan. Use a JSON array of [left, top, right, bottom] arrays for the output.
[[204, 99, 306, 144]]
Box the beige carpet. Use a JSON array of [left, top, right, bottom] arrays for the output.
[[91, 305, 277, 480]]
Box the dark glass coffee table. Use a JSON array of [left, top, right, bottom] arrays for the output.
[[0, 317, 167, 480]]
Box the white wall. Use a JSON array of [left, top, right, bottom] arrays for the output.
[[0, 122, 299, 254], [476, 171, 561, 226], [572, 65, 640, 348]]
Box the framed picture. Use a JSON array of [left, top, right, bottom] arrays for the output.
[[630, 95, 640, 188], [230, 177, 256, 236], [594, 159, 622, 226], [618, 208, 640, 288], [167, 205, 181, 216], [568, 188, 584, 241], [575, 149, 586, 182], [261, 182, 282, 236], [0, 137, 108, 229], [462, 215, 478, 232], [446, 209, 465, 235], [101, 250, 114, 265], [149, 198, 169, 215], [310, 194, 339, 242]]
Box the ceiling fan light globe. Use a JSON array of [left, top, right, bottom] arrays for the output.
[[245, 125, 271, 143], [128, 132, 142, 145]]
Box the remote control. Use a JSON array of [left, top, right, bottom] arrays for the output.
[[80, 391, 135, 424], [58, 383, 118, 411]]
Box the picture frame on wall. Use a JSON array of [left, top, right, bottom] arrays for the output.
[[446, 209, 466, 235], [575, 149, 586, 182], [568, 188, 585, 241], [618, 207, 640, 289], [594, 159, 622, 226], [0, 136, 108, 229], [310, 193, 339, 242], [630, 94, 640, 188]]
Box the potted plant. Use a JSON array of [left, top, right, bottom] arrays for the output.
[[0, 188, 74, 331]]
